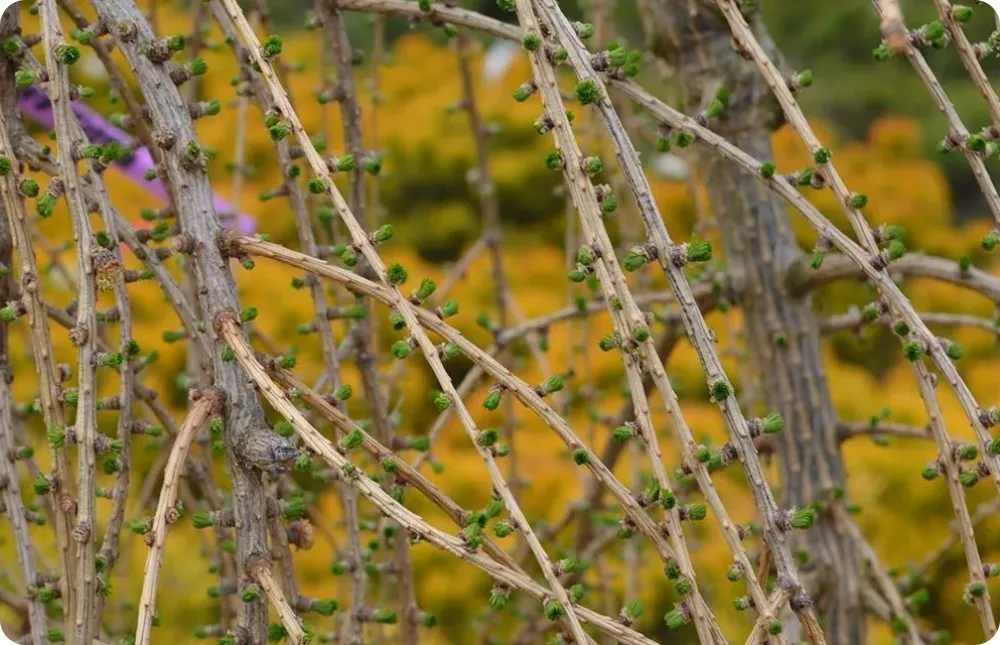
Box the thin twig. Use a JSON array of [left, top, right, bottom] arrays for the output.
[[135, 390, 221, 645]]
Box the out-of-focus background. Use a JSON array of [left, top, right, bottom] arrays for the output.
[[4, 0, 1000, 642]]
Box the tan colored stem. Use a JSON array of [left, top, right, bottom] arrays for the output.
[[135, 391, 221, 645]]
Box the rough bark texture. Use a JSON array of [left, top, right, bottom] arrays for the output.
[[639, 3, 863, 643], [88, 1, 296, 642]]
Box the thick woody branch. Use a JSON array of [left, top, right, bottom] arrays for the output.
[[214, 3, 589, 638], [217, 314, 665, 645], [0, 11, 76, 629]]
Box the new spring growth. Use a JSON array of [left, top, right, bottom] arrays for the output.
[[573, 22, 595, 39], [703, 87, 730, 120], [760, 161, 776, 179], [612, 423, 634, 442], [522, 33, 542, 52], [19, 178, 39, 198], [581, 156, 603, 176], [440, 342, 460, 361], [789, 69, 813, 93], [489, 585, 511, 610], [387, 263, 408, 285], [620, 600, 643, 626], [811, 236, 833, 269], [904, 341, 926, 362], [436, 300, 459, 319], [544, 150, 564, 171], [15, 68, 39, 88], [982, 230, 999, 251], [513, 81, 537, 102], [624, 244, 656, 272], [779, 507, 817, 531], [56, 44, 81, 66], [575, 79, 602, 105], [709, 379, 732, 402], [664, 605, 691, 630], [392, 339, 413, 360], [432, 392, 452, 411], [261, 34, 283, 59], [535, 375, 564, 397], [411, 278, 436, 303]]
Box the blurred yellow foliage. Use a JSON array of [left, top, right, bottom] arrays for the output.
[[3, 4, 999, 644]]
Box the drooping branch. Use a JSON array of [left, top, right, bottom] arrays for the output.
[[216, 311, 666, 645], [135, 390, 221, 645], [89, 1, 297, 641]]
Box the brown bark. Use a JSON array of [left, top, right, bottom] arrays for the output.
[[639, 3, 863, 643]]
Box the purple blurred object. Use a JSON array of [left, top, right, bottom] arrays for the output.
[[18, 86, 256, 234]]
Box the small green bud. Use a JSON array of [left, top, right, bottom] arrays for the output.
[[387, 263, 408, 285], [952, 5, 974, 22], [189, 57, 208, 76], [686, 240, 712, 263], [128, 517, 152, 535], [242, 584, 261, 603], [489, 587, 510, 610], [612, 424, 633, 442], [476, 428, 500, 447], [540, 375, 564, 394], [789, 508, 816, 530], [433, 393, 452, 411], [710, 379, 732, 401], [967, 581, 987, 598], [414, 278, 436, 301], [959, 470, 980, 487], [760, 161, 776, 179], [813, 147, 832, 164], [544, 150, 564, 171], [544, 600, 564, 620], [262, 35, 283, 59], [574, 79, 601, 105], [311, 599, 338, 616], [483, 388, 503, 411], [684, 504, 707, 521], [441, 342, 460, 360], [439, 300, 459, 318], [581, 155, 603, 175], [572, 448, 589, 465], [373, 224, 394, 243], [513, 82, 535, 102], [623, 250, 648, 272], [20, 179, 39, 198], [340, 247, 359, 267], [904, 341, 925, 362], [373, 609, 397, 624], [664, 608, 689, 630], [522, 34, 541, 51], [15, 68, 38, 88], [704, 98, 726, 119]]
